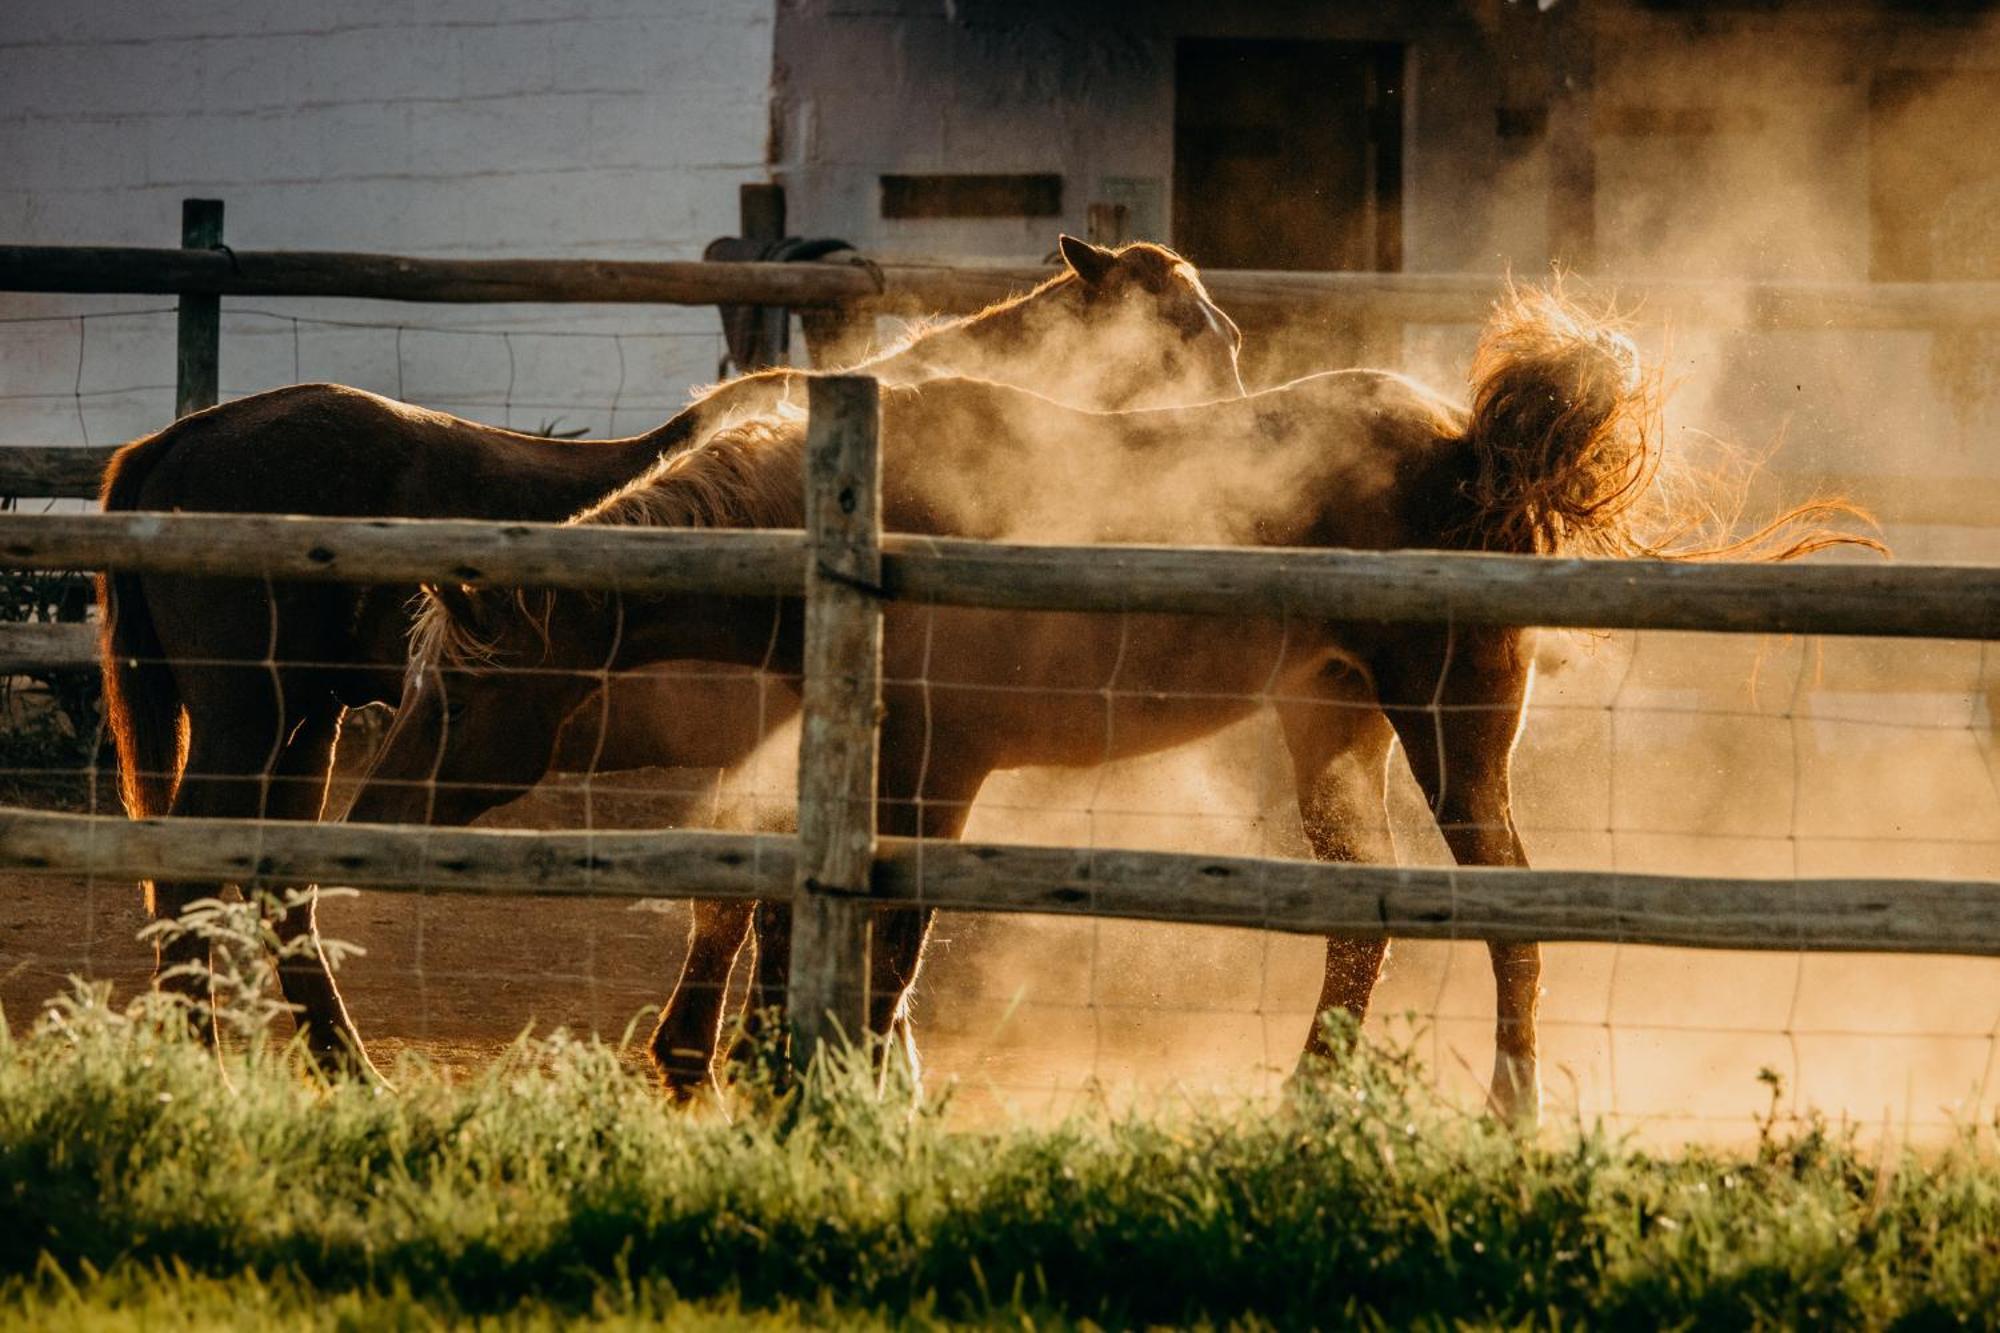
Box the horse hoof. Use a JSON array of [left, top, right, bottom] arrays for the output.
[[304, 1037, 388, 1089], [649, 1046, 714, 1104], [1489, 1053, 1542, 1131]]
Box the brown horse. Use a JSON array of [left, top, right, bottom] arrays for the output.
[[346, 288, 1869, 1122], [97, 236, 1244, 1072]]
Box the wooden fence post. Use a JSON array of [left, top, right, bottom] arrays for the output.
[[175, 199, 223, 417], [789, 375, 883, 1069]]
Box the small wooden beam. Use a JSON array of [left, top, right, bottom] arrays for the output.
[[0, 806, 783, 899], [788, 376, 884, 1068], [877, 841, 2000, 958], [877, 538, 1999, 641], [0, 621, 96, 672], [0, 445, 117, 499], [0, 512, 808, 598]]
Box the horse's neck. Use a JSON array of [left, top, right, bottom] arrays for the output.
[[508, 434, 672, 507], [608, 593, 792, 675], [874, 297, 1037, 381]]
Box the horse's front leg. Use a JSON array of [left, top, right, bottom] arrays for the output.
[[650, 898, 756, 1097], [1275, 687, 1400, 1071], [1377, 628, 1541, 1127]]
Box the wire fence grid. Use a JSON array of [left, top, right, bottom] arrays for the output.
[[0, 283, 1995, 1147]]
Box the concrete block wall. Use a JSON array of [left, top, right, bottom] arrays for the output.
[[0, 0, 778, 447]]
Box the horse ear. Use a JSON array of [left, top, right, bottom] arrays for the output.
[[422, 582, 488, 631], [1058, 234, 1118, 287]]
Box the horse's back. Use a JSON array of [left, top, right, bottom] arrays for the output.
[[106, 383, 456, 518], [102, 383, 654, 522]]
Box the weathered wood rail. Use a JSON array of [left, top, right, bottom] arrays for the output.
[[2, 806, 1997, 958], [0, 621, 95, 671], [0, 511, 1992, 639], [0, 445, 116, 499], [9, 242, 2000, 328]]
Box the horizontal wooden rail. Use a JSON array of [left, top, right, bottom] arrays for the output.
[[0, 246, 890, 309], [0, 445, 115, 499], [886, 538, 2000, 640], [0, 621, 96, 671], [2, 512, 1992, 640], [0, 512, 808, 597], [2, 806, 1996, 957], [6, 244, 2000, 328], [2, 450, 1997, 537], [0, 806, 782, 899]]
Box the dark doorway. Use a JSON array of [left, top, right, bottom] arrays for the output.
[[1173, 39, 1404, 384], [1172, 39, 1404, 274]]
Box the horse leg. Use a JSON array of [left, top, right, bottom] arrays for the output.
[[259, 702, 377, 1077], [866, 751, 984, 1096], [1375, 628, 1540, 1126], [737, 763, 977, 1095], [142, 670, 303, 1036], [648, 898, 756, 1097], [1274, 679, 1399, 1070]]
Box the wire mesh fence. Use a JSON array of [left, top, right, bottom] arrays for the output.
[[0, 269, 1996, 1150]]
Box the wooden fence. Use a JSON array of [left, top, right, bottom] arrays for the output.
[[0, 377, 1998, 1060], [3, 214, 1999, 1063]]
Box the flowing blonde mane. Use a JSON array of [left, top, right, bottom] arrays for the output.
[[575, 411, 809, 531]]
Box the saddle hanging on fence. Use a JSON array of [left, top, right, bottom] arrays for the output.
[[703, 235, 863, 376]]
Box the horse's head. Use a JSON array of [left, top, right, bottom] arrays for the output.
[[344, 584, 605, 829], [982, 236, 1244, 410]]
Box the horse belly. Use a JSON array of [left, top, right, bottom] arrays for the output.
[[886, 608, 1326, 768], [552, 665, 798, 773]]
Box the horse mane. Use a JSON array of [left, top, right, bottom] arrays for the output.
[[575, 411, 809, 532]]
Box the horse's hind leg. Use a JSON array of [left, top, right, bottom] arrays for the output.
[[649, 898, 756, 1097], [151, 670, 370, 1073], [1374, 628, 1540, 1126], [260, 701, 376, 1076], [1276, 677, 1399, 1071]]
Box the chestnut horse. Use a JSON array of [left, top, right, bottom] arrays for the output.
[[345, 287, 1868, 1122], [98, 236, 1243, 1072]]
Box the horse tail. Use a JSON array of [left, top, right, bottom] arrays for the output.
[[97, 429, 183, 817], [1457, 284, 1881, 561]]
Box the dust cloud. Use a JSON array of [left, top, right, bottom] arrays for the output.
[[863, 9, 2000, 1143], [403, 11, 2000, 1144]]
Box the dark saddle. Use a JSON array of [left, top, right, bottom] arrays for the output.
[[702, 235, 864, 376]]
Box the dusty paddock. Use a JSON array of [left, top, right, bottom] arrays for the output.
[[8, 621, 2000, 1145]]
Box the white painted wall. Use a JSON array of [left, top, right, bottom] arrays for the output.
[[0, 0, 778, 448]]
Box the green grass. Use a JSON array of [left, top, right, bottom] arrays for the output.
[[3, 921, 1998, 1329]]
